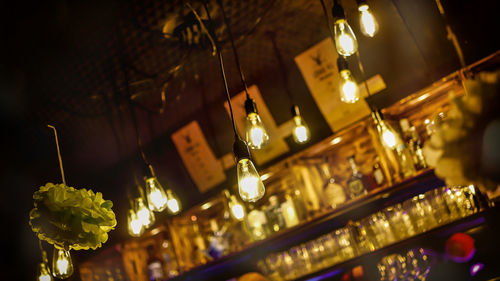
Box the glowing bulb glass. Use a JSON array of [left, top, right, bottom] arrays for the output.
[[228, 195, 246, 220], [52, 248, 73, 279], [359, 4, 379, 37], [292, 115, 310, 144], [145, 177, 168, 212], [237, 159, 265, 202], [135, 197, 155, 228], [166, 189, 181, 214], [127, 209, 144, 237], [245, 113, 269, 149], [339, 70, 359, 103], [377, 121, 401, 149], [37, 262, 53, 281], [333, 19, 358, 56]]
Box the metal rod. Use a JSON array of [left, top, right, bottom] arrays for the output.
[[47, 125, 66, 186]]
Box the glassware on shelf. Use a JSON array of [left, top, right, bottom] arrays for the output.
[[349, 221, 378, 255], [247, 205, 270, 241], [404, 195, 438, 234], [281, 194, 300, 228], [362, 212, 396, 247], [334, 227, 356, 261], [377, 254, 407, 281], [406, 248, 432, 281], [266, 195, 286, 232], [372, 156, 386, 187], [384, 203, 417, 241], [400, 119, 427, 171]]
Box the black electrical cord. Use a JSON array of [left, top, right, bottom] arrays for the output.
[[186, 1, 239, 139], [268, 31, 294, 107], [216, 0, 251, 99], [319, 0, 335, 41]]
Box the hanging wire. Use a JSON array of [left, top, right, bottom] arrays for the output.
[[319, 0, 335, 40], [216, 0, 251, 99], [268, 31, 294, 106], [47, 125, 67, 186], [186, 1, 240, 139], [122, 64, 150, 165]]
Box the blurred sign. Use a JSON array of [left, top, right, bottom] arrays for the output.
[[295, 38, 385, 131], [224, 85, 290, 165], [171, 121, 226, 193]]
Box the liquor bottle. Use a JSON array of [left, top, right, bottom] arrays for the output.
[[281, 194, 300, 227], [394, 144, 417, 178], [321, 163, 346, 209], [247, 205, 269, 241], [146, 245, 166, 281], [265, 195, 286, 232], [346, 156, 370, 199], [400, 119, 427, 170], [372, 156, 386, 186]]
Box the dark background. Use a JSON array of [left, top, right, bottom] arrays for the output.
[[0, 0, 498, 280]]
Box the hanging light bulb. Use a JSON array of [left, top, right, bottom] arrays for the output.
[[291, 105, 311, 144], [332, 0, 358, 56], [165, 189, 181, 215], [357, 0, 379, 37], [135, 197, 155, 228], [127, 208, 144, 237], [52, 247, 73, 279], [234, 139, 265, 202], [144, 165, 168, 212], [37, 250, 53, 281], [337, 56, 360, 103], [244, 98, 269, 149], [372, 111, 402, 149], [224, 190, 246, 221]]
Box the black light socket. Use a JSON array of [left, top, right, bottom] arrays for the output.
[[145, 164, 155, 178], [356, 0, 368, 6], [291, 105, 301, 117], [337, 56, 349, 72], [233, 138, 251, 162], [332, 0, 346, 22], [244, 97, 258, 115]]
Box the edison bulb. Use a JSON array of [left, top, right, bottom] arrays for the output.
[[333, 19, 358, 56], [228, 195, 246, 220], [37, 262, 53, 281], [237, 159, 265, 202], [359, 4, 379, 37], [339, 70, 359, 103], [127, 209, 144, 237], [377, 120, 401, 149], [145, 177, 168, 212], [166, 189, 181, 214], [52, 248, 73, 279], [292, 115, 310, 144], [135, 197, 155, 228], [245, 112, 269, 149]]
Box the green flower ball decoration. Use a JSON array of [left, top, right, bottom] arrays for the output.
[[29, 183, 117, 250]]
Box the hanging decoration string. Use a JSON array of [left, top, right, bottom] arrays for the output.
[[216, 0, 251, 99], [47, 125, 66, 186], [187, 1, 240, 139], [319, 0, 335, 40]]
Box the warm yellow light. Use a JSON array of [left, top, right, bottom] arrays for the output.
[[339, 70, 359, 103], [228, 195, 246, 221], [52, 248, 73, 279], [237, 159, 265, 202], [145, 177, 168, 212], [359, 4, 379, 37], [245, 113, 269, 149], [166, 189, 181, 214], [378, 121, 401, 149], [333, 19, 358, 56], [135, 197, 155, 228], [292, 115, 311, 144], [37, 262, 53, 281], [127, 209, 144, 237]]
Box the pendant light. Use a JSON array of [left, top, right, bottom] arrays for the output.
[[36, 241, 53, 281], [135, 184, 155, 228], [224, 190, 246, 221], [332, 0, 358, 57], [372, 110, 402, 149], [127, 208, 145, 237], [337, 56, 360, 103], [357, 0, 379, 37], [124, 67, 182, 215], [269, 31, 311, 144], [193, 0, 266, 202], [52, 247, 74, 279], [216, 0, 269, 150]]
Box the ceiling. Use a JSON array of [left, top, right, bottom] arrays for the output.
[[1, 0, 498, 279]]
